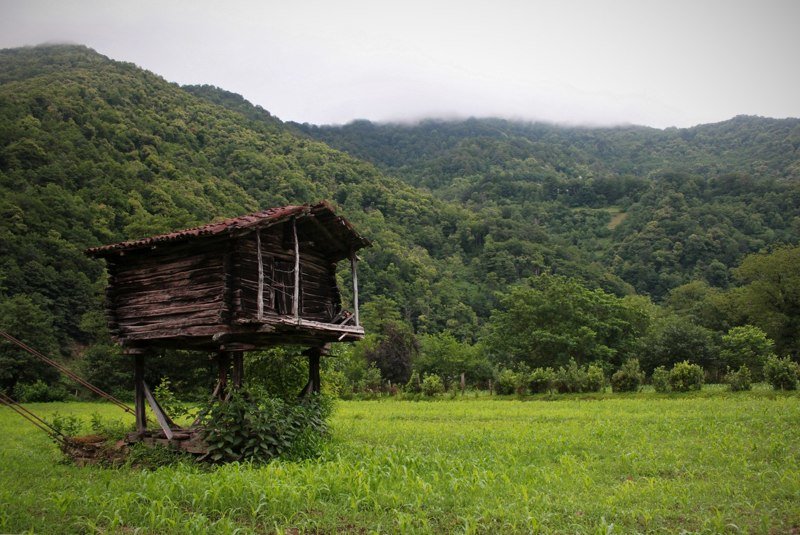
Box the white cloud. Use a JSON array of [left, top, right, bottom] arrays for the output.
[[1, 0, 798, 127]]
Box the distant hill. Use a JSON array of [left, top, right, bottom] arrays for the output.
[[295, 116, 800, 189], [296, 117, 800, 297]]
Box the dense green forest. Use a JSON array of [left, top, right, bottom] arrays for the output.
[[297, 117, 800, 298], [1, 45, 798, 399]]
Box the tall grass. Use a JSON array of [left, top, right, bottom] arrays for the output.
[[1, 391, 798, 533]]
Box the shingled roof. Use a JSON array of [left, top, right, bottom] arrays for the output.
[[86, 201, 370, 258]]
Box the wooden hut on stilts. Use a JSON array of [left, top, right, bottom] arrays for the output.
[[85, 201, 370, 449]]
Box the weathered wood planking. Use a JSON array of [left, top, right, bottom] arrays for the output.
[[89, 203, 368, 350]]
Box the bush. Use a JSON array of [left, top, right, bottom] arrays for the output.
[[421, 374, 444, 397], [46, 412, 82, 437], [763, 355, 799, 390], [405, 371, 422, 394], [321, 368, 349, 398], [201, 388, 332, 463], [651, 366, 670, 393], [358, 363, 383, 393], [494, 368, 520, 395], [585, 364, 605, 392], [723, 365, 752, 392], [528, 367, 555, 394], [611, 358, 644, 392], [668, 361, 704, 392], [12, 379, 67, 402], [554, 359, 588, 393]]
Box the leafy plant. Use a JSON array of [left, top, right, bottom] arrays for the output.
[[610, 358, 644, 392], [528, 367, 555, 394], [421, 374, 444, 397], [494, 368, 520, 395], [321, 368, 349, 398], [585, 364, 606, 392], [405, 371, 422, 394], [554, 359, 588, 393], [651, 366, 670, 393], [719, 325, 774, 378], [125, 442, 194, 469], [723, 365, 752, 392], [46, 412, 83, 437], [358, 363, 383, 393], [89, 412, 131, 440], [153, 377, 192, 421], [201, 388, 332, 463], [763, 355, 799, 390], [668, 361, 704, 392], [495, 368, 528, 395]]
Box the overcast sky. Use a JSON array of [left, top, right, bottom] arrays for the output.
[[1, 0, 798, 128]]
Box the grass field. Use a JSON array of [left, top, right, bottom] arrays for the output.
[[1, 391, 799, 533]]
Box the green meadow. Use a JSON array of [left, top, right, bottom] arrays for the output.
[[1, 392, 799, 534]]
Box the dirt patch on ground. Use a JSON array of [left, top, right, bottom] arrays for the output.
[[61, 435, 129, 466]]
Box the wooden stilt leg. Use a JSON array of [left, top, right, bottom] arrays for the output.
[[134, 353, 146, 435], [216, 351, 230, 401], [309, 349, 321, 394], [231, 352, 244, 389], [298, 345, 328, 398]]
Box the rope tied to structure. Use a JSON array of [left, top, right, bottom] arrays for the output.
[[0, 391, 67, 444], [0, 329, 134, 415]]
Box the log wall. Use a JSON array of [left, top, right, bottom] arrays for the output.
[[106, 243, 227, 343], [103, 220, 345, 346]]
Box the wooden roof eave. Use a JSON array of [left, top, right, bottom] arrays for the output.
[[86, 204, 370, 260]]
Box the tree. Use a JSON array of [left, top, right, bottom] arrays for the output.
[[719, 325, 775, 378], [0, 295, 60, 392], [731, 246, 800, 357], [416, 332, 489, 388], [357, 295, 418, 386], [486, 275, 648, 369], [364, 323, 418, 386], [637, 314, 718, 375]]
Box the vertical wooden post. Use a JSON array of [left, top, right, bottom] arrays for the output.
[[216, 351, 230, 400], [292, 217, 300, 320], [309, 347, 321, 394], [256, 229, 264, 321], [231, 351, 244, 389], [350, 252, 359, 327], [134, 353, 146, 435], [461, 372, 466, 395]]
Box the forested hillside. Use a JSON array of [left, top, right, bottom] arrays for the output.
[[297, 117, 800, 297], [1, 45, 798, 398]]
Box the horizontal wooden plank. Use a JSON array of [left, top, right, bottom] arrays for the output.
[[111, 271, 223, 293], [114, 297, 224, 319], [112, 252, 221, 278], [123, 324, 227, 341], [113, 260, 223, 285], [120, 311, 223, 332], [110, 285, 223, 307]]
